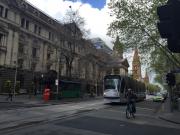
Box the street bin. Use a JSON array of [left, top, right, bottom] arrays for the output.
[[43, 88, 50, 101]]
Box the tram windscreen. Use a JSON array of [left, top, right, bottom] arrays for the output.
[[104, 78, 119, 90]]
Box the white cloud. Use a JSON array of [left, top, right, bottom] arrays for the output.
[[26, 0, 114, 48]]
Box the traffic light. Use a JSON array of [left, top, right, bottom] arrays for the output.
[[157, 0, 180, 53], [166, 72, 176, 86]]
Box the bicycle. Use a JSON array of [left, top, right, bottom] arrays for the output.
[[126, 103, 135, 119]]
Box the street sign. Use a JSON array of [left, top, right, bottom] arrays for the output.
[[55, 79, 58, 86]]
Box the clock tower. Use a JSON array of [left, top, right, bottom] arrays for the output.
[[132, 48, 142, 81]]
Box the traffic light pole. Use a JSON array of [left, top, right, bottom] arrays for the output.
[[169, 85, 173, 112], [157, 0, 180, 53], [166, 59, 175, 112]]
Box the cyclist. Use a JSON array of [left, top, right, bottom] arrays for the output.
[[126, 88, 137, 114]]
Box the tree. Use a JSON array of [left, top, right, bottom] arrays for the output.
[[63, 6, 90, 38], [107, 0, 180, 85], [147, 83, 161, 94], [61, 8, 89, 77]]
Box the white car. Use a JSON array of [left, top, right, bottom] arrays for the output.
[[153, 93, 164, 102]]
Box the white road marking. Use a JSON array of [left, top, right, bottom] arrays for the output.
[[136, 107, 154, 111]]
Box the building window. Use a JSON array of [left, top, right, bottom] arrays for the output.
[[34, 25, 41, 35], [18, 43, 24, 53], [31, 62, 36, 71], [48, 32, 51, 40], [47, 53, 51, 60], [68, 42, 72, 49], [48, 32, 54, 41], [0, 5, 4, 17], [38, 27, 41, 35], [18, 59, 24, 69], [21, 18, 25, 27], [21, 18, 30, 30], [0, 33, 3, 46], [32, 48, 37, 58], [51, 34, 54, 41], [47, 65, 51, 71], [26, 20, 29, 30], [5, 8, 8, 18], [0, 33, 5, 46], [34, 24, 37, 33]]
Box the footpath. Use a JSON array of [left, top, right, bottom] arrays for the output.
[[158, 98, 180, 124], [0, 94, 104, 132], [0, 94, 102, 106]]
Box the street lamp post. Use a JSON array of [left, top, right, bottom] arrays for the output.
[[13, 61, 18, 97], [56, 46, 62, 99], [41, 74, 44, 93], [56, 57, 60, 95]]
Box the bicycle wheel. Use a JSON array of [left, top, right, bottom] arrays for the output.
[[126, 108, 131, 119]]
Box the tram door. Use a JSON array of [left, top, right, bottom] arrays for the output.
[[119, 78, 126, 102]]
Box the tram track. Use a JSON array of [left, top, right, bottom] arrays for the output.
[[0, 102, 107, 134]]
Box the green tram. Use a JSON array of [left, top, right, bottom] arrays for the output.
[[103, 75, 146, 103]]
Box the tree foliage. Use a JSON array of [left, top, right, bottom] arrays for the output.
[[61, 6, 89, 77], [107, 0, 180, 85], [63, 7, 90, 38], [147, 83, 161, 94]]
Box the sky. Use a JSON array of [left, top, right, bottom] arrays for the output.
[[66, 0, 106, 9], [26, 0, 113, 48]]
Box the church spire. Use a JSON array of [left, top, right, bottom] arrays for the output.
[[113, 36, 123, 58], [133, 47, 139, 62], [143, 69, 149, 84], [132, 47, 142, 81]]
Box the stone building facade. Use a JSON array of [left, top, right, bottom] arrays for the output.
[[0, 0, 108, 95], [91, 37, 129, 76]]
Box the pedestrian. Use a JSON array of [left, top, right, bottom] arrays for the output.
[[6, 89, 13, 102]]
